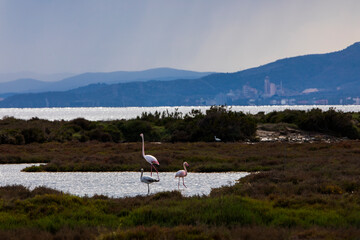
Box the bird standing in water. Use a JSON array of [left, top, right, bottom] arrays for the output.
[[175, 162, 189, 189], [140, 168, 159, 194], [140, 133, 160, 179]]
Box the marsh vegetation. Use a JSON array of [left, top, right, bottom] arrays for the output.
[[1, 107, 360, 239], [1, 106, 360, 146], [0, 141, 359, 239]]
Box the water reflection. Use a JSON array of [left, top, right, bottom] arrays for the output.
[[0, 164, 249, 198]]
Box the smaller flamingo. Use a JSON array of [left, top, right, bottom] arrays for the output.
[[175, 162, 189, 189]]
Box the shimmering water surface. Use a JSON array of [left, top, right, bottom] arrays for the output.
[[0, 105, 359, 121], [0, 164, 249, 197]]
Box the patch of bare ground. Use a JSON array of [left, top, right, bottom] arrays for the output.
[[257, 123, 344, 143]]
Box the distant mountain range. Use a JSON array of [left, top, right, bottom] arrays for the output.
[[0, 68, 213, 95], [1, 42, 360, 107], [0, 72, 74, 83]]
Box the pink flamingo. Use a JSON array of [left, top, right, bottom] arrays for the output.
[[175, 162, 189, 189], [140, 133, 160, 179]]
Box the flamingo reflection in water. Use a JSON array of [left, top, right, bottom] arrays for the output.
[[140, 168, 159, 194], [175, 162, 189, 189]]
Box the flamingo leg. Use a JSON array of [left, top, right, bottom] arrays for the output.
[[147, 184, 150, 194], [152, 164, 159, 179], [150, 163, 156, 176], [183, 177, 187, 188], [178, 178, 180, 189]]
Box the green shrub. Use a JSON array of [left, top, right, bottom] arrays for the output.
[[21, 128, 45, 144]]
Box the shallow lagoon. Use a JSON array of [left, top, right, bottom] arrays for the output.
[[0, 164, 249, 197]]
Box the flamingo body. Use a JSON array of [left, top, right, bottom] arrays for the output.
[[140, 133, 160, 178], [144, 154, 159, 166], [175, 170, 187, 178], [175, 162, 189, 189], [140, 168, 159, 194]]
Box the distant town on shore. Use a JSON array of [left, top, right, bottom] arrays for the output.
[[1, 42, 360, 107]]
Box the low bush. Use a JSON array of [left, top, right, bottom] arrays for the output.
[[0, 106, 258, 144], [257, 108, 360, 139]]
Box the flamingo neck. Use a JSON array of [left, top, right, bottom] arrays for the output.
[[183, 163, 187, 173], [141, 135, 145, 157]]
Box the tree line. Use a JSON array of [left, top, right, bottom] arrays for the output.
[[0, 106, 359, 145]]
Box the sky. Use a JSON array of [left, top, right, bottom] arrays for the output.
[[1, 0, 360, 77]]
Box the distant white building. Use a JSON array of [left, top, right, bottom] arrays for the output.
[[243, 84, 258, 98], [353, 97, 360, 105], [270, 83, 276, 96], [264, 76, 270, 95], [281, 99, 288, 105], [263, 76, 276, 97]]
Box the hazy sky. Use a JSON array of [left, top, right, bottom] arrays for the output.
[[1, 0, 360, 75]]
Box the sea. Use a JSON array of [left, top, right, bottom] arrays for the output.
[[0, 105, 359, 121]]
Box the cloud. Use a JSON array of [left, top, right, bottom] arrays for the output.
[[0, 0, 359, 75]]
